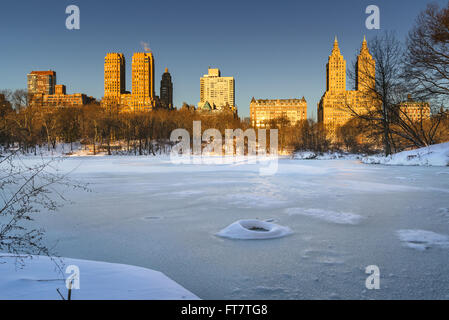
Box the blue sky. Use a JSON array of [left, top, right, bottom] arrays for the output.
[[0, 0, 446, 118]]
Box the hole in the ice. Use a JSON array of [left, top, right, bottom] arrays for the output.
[[247, 226, 269, 232], [239, 220, 272, 232], [143, 216, 162, 220]]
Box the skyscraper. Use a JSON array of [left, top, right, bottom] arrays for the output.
[[160, 68, 173, 109], [355, 36, 375, 92], [27, 70, 56, 95], [326, 37, 346, 92], [102, 52, 156, 112], [132, 52, 155, 101], [318, 37, 378, 139], [104, 53, 126, 97], [199, 68, 235, 112]]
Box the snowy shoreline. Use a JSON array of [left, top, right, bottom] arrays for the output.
[[4, 141, 449, 167], [294, 142, 449, 167], [0, 254, 199, 300]]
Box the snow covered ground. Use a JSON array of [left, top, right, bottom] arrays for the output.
[[1, 155, 449, 299], [363, 142, 449, 166], [0, 254, 199, 300]]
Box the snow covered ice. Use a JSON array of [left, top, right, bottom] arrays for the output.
[[2, 154, 449, 299], [217, 219, 292, 239]]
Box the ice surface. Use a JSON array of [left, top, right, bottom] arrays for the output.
[[396, 230, 449, 251], [286, 208, 363, 225], [216, 219, 292, 239], [0, 254, 199, 300], [2, 156, 449, 299]]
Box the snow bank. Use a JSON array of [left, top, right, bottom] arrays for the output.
[[363, 142, 449, 166], [397, 230, 449, 251], [293, 151, 362, 160], [217, 220, 292, 240], [0, 254, 199, 300], [286, 208, 363, 225]]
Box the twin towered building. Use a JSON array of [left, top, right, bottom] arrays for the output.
[[103, 52, 173, 111], [317, 36, 430, 138], [317, 36, 377, 138], [251, 36, 430, 136], [250, 37, 376, 132]]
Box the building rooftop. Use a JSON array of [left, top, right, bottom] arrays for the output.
[[29, 70, 56, 75]]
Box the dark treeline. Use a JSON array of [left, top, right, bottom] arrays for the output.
[[1, 90, 448, 156], [0, 94, 242, 155], [0, 91, 333, 155]]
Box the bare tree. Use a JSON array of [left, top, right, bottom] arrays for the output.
[[403, 2, 449, 104], [0, 151, 86, 266], [346, 32, 404, 155], [346, 32, 444, 154]]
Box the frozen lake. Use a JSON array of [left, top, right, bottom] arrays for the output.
[[25, 156, 449, 299]]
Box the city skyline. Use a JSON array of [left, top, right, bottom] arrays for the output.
[[1, 0, 449, 304], [1, 0, 447, 118]]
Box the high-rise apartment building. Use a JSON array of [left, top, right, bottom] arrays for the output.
[[132, 52, 155, 101], [160, 68, 173, 109], [104, 53, 126, 97], [356, 37, 375, 92], [102, 52, 156, 112], [27, 70, 56, 95], [250, 97, 307, 128], [27, 70, 93, 107], [326, 37, 346, 92], [318, 37, 378, 139], [199, 68, 235, 112]]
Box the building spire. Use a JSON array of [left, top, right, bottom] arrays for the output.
[[360, 35, 370, 54], [332, 35, 340, 54]]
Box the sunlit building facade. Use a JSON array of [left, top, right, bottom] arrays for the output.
[[104, 53, 126, 97], [318, 37, 377, 139], [27, 70, 56, 95], [250, 97, 307, 128], [28, 70, 94, 107], [199, 68, 235, 113], [102, 52, 156, 112], [399, 95, 431, 122]]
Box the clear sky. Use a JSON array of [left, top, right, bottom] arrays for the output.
[[0, 0, 447, 118]]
